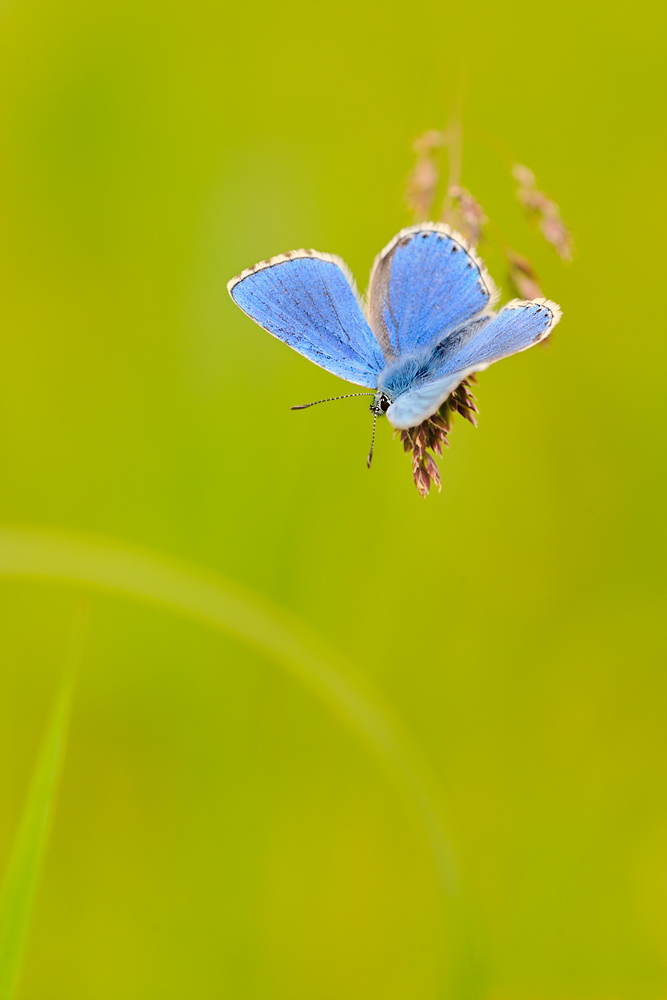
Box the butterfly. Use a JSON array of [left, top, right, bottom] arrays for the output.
[[228, 223, 561, 467]]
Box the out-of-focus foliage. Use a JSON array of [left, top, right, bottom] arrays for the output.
[[0, 1, 665, 998]]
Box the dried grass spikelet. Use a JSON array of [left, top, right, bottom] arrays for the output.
[[398, 131, 571, 496], [506, 249, 543, 300], [441, 185, 488, 248], [504, 250, 553, 350], [513, 163, 574, 261], [396, 377, 479, 497], [406, 130, 445, 222]]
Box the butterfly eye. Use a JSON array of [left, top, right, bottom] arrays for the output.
[[380, 396, 390, 412]]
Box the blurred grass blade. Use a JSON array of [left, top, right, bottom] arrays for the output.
[[0, 526, 488, 993], [0, 527, 456, 891], [0, 600, 88, 1000]]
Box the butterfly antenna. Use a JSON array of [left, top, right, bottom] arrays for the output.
[[291, 392, 374, 410], [366, 411, 379, 469]]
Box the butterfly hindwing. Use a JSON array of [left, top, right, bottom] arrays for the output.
[[385, 299, 561, 429], [228, 251, 385, 388], [437, 298, 561, 374], [366, 223, 498, 360], [384, 374, 469, 430]]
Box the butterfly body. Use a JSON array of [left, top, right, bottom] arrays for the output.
[[228, 223, 561, 436]]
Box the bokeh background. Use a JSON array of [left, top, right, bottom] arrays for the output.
[[1, 0, 665, 997]]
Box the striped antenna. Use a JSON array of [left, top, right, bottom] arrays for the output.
[[291, 392, 374, 410], [366, 412, 379, 469]]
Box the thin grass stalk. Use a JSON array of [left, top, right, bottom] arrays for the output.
[[0, 599, 88, 1000]]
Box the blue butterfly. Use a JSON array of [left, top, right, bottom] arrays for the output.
[[228, 223, 561, 465]]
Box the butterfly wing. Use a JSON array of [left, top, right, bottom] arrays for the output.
[[366, 223, 499, 360], [385, 299, 561, 429], [228, 251, 385, 388]]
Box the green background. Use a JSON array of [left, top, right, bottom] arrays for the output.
[[1, 0, 665, 997]]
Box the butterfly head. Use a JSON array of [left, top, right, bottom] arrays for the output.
[[370, 391, 393, 417]]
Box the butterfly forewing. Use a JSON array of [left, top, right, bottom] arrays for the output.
[[228, 252, 385, 388], [367, 223, 499, 359]]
